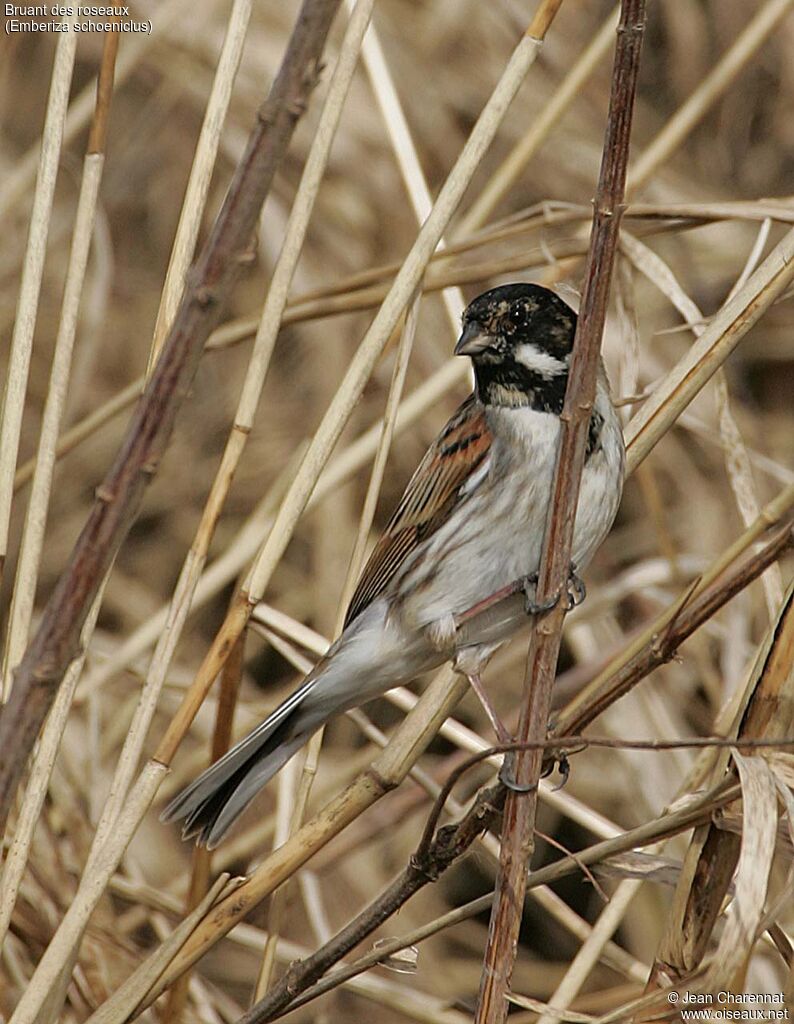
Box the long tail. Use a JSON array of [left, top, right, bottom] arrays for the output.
[[162, 601, 429, 847], [161, 674, 320, 849]]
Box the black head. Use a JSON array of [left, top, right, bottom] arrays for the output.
[[455, 283, 577, 412]]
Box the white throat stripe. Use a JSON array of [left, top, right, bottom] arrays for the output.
[[513, 343, 566, 379]]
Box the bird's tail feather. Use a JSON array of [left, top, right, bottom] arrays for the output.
[[161, 673, 320, 848]]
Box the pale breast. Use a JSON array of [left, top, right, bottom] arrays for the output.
[[395, 395, 624, 632], [397, 406, 558, 626]]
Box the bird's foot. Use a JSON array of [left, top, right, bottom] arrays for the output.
[[502, 750, 570, 794], [498, 760, 537, 794], [520, 573, 559, 617], [520, 565, 586, 616]]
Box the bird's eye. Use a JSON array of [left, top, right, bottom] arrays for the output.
[[507, 305, 528, 331]]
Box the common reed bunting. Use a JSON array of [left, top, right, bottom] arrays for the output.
[[163, 283, 625, 846]]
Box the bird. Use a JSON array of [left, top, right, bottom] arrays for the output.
[[162, 282, 625, 847]]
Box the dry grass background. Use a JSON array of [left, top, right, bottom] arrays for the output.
[[1, 0, 793, 1021]]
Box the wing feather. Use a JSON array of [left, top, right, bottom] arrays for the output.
[[345, 395, 491, 626]]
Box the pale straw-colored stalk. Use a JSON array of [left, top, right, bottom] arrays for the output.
[[348, 0, 464, 333], [627, 0, 794, 191], [71, 0, 264, 880], [457, 5, 620, 235], [465, 809, 647, 983], [252, 757, 301, 999], [624, 226, 785, 624], [0, 590, 104, 950], [0, 19, 78, 638], [255, 294, 421, 995], [338, 295, 421, 612], [146, 0, 254, 374], [625, 224, 794, 471], [717, 218, 783, 618], [536, 878, 644, 1024], [2, 121, 110, 695], [67, 0, 257, 855]]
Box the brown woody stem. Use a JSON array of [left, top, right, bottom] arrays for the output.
[[475, 4, 647, 1020]]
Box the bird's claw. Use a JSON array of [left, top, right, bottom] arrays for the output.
[[520, 573, 559, 617], [566, 564, 586, 610], [538, 749, 571, 789], [552, 752, 570, 791], [499, 759, 537, 794]]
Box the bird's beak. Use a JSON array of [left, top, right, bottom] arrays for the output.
[[454, 321, 492, 356]]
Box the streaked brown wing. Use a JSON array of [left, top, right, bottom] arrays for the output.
[[344, 394, 491, 626]]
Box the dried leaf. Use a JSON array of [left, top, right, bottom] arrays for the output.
[[372, 937, 419, 974], [594, 850, 682, 888], [704, 753, 779, 991]]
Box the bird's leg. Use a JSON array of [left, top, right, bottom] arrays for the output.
[[463, 670, 511, 744], [454, 574, 559, 630], [424, 615, 509, 740], [453, 578, 527, 627]]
